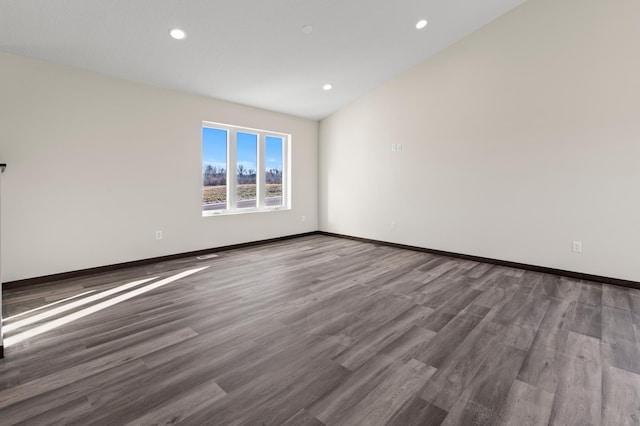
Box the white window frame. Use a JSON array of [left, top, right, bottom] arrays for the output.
[[202, 121, 290, 217]]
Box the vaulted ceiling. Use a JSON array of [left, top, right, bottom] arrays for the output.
[[0, 0, 526, 120]]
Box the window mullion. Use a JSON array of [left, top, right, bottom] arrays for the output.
[[283, 136, 289, 208], [227, 129, 237, 211], [258, 133, 266, 209]]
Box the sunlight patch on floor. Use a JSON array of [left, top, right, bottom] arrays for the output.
[[3, 267, 209, 347], [3, 277, 158, 333]]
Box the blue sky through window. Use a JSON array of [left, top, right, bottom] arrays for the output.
[[202, 127, 227, 170], [203, 127, 283, 172], [266, 136, 283, 171], [237, 132, 257, 172]]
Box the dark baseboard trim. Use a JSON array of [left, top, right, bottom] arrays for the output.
[[4, 230, 638, 291], [0, 345, 3, 359], [318, 231, 640, 290], [3, 232, 318, 290]]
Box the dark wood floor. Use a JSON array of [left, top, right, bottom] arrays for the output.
[[1, 235, 639, 425]]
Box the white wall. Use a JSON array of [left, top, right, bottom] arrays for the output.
[[0, 52, 318, 282], [320, 0, 640, 282]]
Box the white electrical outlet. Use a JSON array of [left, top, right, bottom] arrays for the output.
[[391, 144, 397, 152], [391, 221, 397, 231], [396, 144, 402, 152], [301, 215, 306, 222], [572, 241, 582, 253], [156, 230, 163, 240]]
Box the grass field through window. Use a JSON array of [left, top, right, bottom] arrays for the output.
[[203, 184, 282, 203]]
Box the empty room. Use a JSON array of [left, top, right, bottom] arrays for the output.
[[1, 0, 639, 425]]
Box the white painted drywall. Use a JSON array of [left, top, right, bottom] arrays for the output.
[[0, 52, 318, 282], [319, 0, 640, 282]]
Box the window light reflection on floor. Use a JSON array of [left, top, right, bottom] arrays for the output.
[[3, 266, 209, 347], [4, 289, 98, 321], [3, 277, 158, 333]]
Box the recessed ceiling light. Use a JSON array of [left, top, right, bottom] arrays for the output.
[[169, 28, 187, 40], [416, 19, 428, 30], [323, 83, 333, 91], [302, 25, 313, 34]]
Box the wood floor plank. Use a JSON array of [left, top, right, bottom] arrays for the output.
[[441, 399, 493, 426], [333, 304, 434, 371], [548, 332, 602, 426], [336, 358, 436, 426], [529, 274, 562, 299], [602, 306, 635, 344], [439, 344, 527, 425], [466, 344, 528, 418], [601, 336, 640, 376], [575, 281, 603, 307], [528, 298, 572, 353], [216, 333, 343, 394], [413, 313, 484, 368], [602, 285, 631, 310], [12, 396, 94, 426], [517, 343, 566, 394], [122, 377, 226, 426], [82, 351, 229, 424], [281, 409, 325, 426], [419, 320, 502, 411], [495, 380, 554, 426], [565, 301, 602, 339], [0, 360, 148, 425], [386, 396, 448, 426], [0, 327, 197, 410], [240, 358, 349, 426], [379, 325, 437, 362], [308, 355, 399, 424], [628, 292, 640, 313], [1, 235, 637, 425], [421, 310, 456, 332], [602, 364, 640, 426], [179, 355, 347, 425]]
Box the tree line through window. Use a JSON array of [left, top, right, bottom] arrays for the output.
[[202, 123, 289, 214]]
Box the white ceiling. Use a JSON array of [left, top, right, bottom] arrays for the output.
[[0, 0, 526, 121]]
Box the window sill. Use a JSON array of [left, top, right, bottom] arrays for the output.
[[202, 206, 290, 217]]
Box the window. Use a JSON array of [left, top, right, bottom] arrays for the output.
[[265, 136, 284, 208], [202, 122, 289, 215], [236, 132, 257, 209]]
